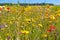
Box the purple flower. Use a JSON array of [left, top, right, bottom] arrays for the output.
[[0, 24, 5, 28]]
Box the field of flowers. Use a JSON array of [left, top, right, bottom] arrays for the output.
[[0, 5, 60, 40]]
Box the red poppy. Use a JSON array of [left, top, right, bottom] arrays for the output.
[[47, 29, 51, 32], [0, 7, 3, 11], [50, 25, 56, 30]]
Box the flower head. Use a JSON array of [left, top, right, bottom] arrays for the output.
[[47, 25, 56, 33], [0, 24, 5, 28], [57, 13, 60, 16], [50, 25, 56, 30], [42, 34, 48, 37], [50, 15, 56, 20], [38, 23, 43, 27], [21, 30, 29, 34], [5, 7, 10, 11], [6, 33, 10, 36], [0, 7, 3, 11], [47, 29, 51, 32], [57, 10, 60, 13], [25, 18, 31, 23]]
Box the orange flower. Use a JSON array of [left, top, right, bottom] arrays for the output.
[[46, 12, 49, 16], [5, 7, 10, 11], [0, 8, 2, 11]]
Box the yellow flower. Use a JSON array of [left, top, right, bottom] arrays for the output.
[[21, 30, 29, 34], [24, 6, 32, 11], [12, 17, 15, 20], [25, 18, 31, 23], [57, 10, 60, 13], [38, 24, 43, 27], [42, 34, 47, 37], [5, 25, 8, 27], [50, 15, 55, 20], [25, 31, 29, 34], [0, 6, 3, 8], [57, 13, 60, 16], [26, 18, 31, 21], [6, 33, 10, 36], [9, 21, 13, 24]]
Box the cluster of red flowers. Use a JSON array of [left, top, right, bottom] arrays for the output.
[[47, 25, 56, 32]]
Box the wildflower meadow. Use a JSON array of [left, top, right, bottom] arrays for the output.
[[0, 4, 60, 40]]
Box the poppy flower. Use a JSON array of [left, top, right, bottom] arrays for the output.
[[50, 25, 56, 30], [0, 7, 3, 11], [47, 29, 51, 32]]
